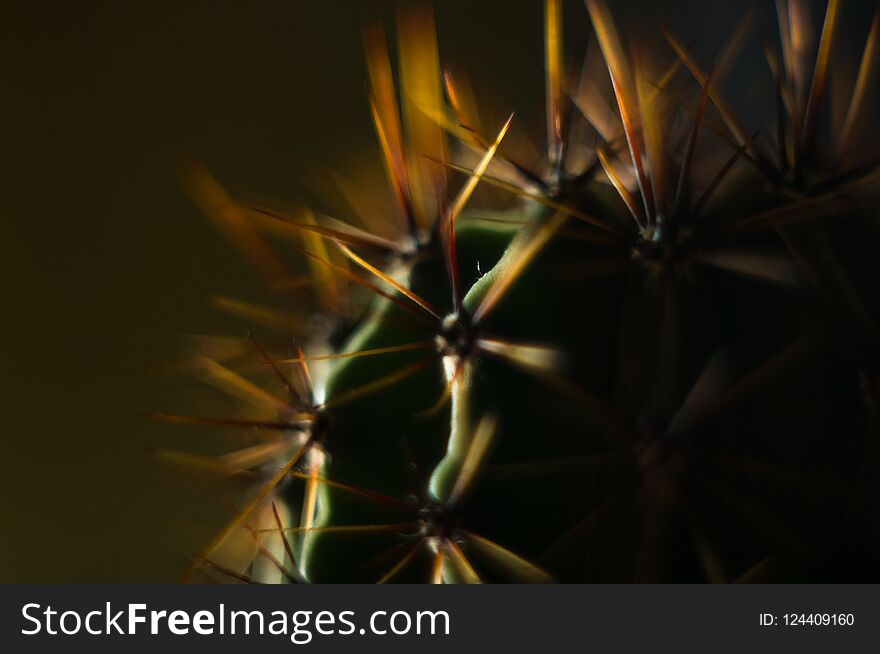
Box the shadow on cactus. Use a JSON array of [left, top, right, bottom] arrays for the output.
[[151, 0, 880, 583]]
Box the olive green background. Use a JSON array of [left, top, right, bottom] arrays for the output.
[[0, 0, 865, 582]]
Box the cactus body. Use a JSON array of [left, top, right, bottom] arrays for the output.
[[173, 0, 880, 583]]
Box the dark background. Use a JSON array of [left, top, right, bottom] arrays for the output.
[[0, 0, 872, 581]]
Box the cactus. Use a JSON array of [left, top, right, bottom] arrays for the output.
[[162, 0, 880, 583]]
